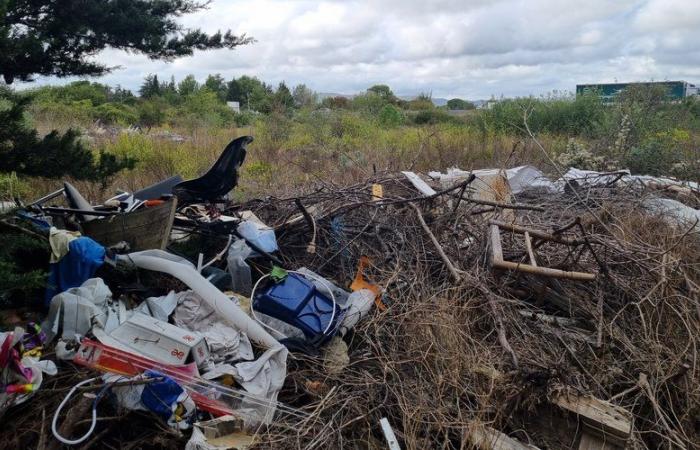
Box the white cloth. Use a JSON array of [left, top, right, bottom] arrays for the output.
[[173, 291, 254, 363]]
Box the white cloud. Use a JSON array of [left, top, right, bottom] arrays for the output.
[[22, 0, 700, 99]]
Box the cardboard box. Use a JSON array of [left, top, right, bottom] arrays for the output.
[[110, 313, 209, 366]]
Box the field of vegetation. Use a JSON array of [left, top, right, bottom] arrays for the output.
[[4, 75, 700, 204]]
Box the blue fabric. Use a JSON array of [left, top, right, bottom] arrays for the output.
[[44, 236, 105, 306], [16, 211, 51, 231], [140, 370, 183, 421]]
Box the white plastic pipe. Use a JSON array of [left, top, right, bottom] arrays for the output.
[[118, 250, 281, 350]]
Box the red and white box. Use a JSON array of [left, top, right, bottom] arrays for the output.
[[109, 313, 210, 366]]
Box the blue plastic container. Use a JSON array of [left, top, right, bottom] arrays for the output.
[[253, 273, 343, 342]]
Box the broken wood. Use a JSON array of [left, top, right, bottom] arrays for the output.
[[468, 424, 541, 450], [489, 224, 596, 281], [294, 198, 317, 254], [490, 220, 583, 246], [553, 392, 632, 448], [577, 432, 619, 450], [524, 231, 537, 266]]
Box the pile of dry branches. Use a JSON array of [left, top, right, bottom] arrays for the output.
[[244, 173, 699, 449], [1, 172, 698, 449]]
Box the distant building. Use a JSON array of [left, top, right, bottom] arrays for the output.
[[226, 101, 241, 113], [576, 81, 699, 103]]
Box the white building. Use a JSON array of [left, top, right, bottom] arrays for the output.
[[226, 101, 241, 113]]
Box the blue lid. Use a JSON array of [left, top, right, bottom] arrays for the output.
[[254, 273, 343, 340]]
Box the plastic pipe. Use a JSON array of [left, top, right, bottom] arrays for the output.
[[118, 250, 281, 351]]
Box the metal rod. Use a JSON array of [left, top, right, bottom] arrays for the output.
[[28, 188, 64, 207], [42, 207, 122, 217]]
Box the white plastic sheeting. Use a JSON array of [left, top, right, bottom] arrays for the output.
[[643, 198, 700, 229], [428, 165, 699, 196], [428, 166, 555, 194], [559, 168, 700, 194]]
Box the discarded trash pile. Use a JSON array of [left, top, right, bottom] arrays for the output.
[[1, 136, 699, 449]]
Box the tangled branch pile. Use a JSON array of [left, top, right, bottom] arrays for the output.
[[1, 171, 698, 450], [244, 173, 699, 449]]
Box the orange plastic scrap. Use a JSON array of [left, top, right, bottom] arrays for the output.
[[350, 256, 385, 310]]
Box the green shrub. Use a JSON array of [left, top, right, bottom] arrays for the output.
[[93, 103, 138, 125], [556, 139, 605, 170], [351, 93, 387, 115], [412, 109, 455, 125], [0, 172, 30, 200], [626, 129, 689, 176], [378, 105, 405, 128], [0, 233, 48, 308], [233, 111, 256, 127]]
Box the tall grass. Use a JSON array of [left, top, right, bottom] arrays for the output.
[[16, 88, 700, 203]]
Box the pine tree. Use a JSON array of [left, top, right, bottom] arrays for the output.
[[139, 74, 162, 99], [0, 0, 253, 180], [1, 0, 253, 84]]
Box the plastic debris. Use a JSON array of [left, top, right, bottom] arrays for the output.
[[236, 220, 278, 253], [227, 239, 253, 296], [186, 415, 255, 450], [108, 370, 196, 429]]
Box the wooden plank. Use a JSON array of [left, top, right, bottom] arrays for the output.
[[490, 220, 582, 246], [578, 431, 622, 450], [469, 425, 541, 450], [401, 171, 437, 196], [489, 224, 504, 265], [83, 198, 177, 251], [371, 183, 384, 201], [380, 417, 401, 450], [492, 260, 596, 281], [553, 393, 632, 444], [524, 231, 537, 267], [489, 222, 595, 281]]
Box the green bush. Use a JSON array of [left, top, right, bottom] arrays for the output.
[[482, 93, 606, 137], [351, 93, 387, 115], [378, 104, 405, 128], [626, 130, 689, 176], [137, 99, 167, 130], [0, 172, 30, 200], [0, 233, 48, 308], [233, 111, 256, 127], [93, 103, 138, 125], [412, 109, 455, 125]]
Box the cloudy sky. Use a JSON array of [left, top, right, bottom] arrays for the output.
[[29, 0, 700, 99]]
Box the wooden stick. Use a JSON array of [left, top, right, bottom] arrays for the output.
[[295, 198, 317, 254], [492, 260, 596, 281], [0, 218, 48, 241], [489, 223, 595, 281], [524, 231, 537, 267], [410, 202, 462, 283], [489, 295, 519, 368], [490, 220, 583, 246], [459, 196, 545, 212]]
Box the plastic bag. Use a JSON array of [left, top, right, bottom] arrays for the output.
[[227, 240, 253, 296], [237, 221, 278, 253]]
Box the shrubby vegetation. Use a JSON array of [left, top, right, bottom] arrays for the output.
[[4, 76, 699, 201]]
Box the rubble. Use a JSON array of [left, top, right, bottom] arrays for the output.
[[1, 137, 699, 448]]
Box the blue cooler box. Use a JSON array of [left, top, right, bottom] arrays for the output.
[[253, 273, 344, 341]]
